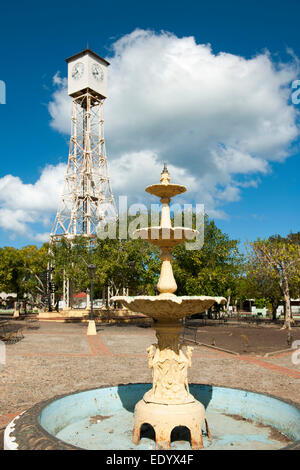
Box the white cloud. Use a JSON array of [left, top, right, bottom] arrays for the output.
[[33, 232, 51, 243], [106, 30, 298, 166], [109, 150, 198, 196], [52, 71, 65, 86], [48, 77, 71, 134], [109, 150, 222, 215], [48, 29, 299, 219], [0, 164, 66, 239]]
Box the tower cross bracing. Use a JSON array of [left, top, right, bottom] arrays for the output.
[[51, 91, 117, 241]]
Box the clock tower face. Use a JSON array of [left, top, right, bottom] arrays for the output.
[[72, 62, 84, 80], [91, 62, 104, 81]]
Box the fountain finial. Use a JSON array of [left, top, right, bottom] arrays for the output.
[[160, 163, 171, 185]]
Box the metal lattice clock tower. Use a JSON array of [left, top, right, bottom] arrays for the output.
[[50, 48, 117, 308]]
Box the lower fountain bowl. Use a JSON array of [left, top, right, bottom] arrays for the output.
[[4, 384, 300, 450]]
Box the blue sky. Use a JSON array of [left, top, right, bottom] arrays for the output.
[[0, 0, 300, 248]]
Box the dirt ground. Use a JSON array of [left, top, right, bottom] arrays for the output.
[[183, 321, 300, 355], [1, 320, 299, 449]]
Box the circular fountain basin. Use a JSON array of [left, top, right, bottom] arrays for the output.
[[5, 384, 300, 450]]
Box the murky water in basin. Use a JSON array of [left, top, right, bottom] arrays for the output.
[[56, 407, 291, 450]]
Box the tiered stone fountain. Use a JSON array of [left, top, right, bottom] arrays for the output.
[[113, 164, 226, 449]]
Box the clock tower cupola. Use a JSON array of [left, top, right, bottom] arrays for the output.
[[66, 47, 110, 99]]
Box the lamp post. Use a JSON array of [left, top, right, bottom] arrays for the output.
[[87, 264, 97, 336]]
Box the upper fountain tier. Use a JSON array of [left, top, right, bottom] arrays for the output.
[[145, 163, 187, 199], [135, 164, 196, 248]]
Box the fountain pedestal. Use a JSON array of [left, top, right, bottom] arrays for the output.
[[133, 400, 206, 450], [132, 321, 209, 449], [143, 322, 194, 405]]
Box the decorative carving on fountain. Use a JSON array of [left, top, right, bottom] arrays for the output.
[[145, 341, 194, 405]]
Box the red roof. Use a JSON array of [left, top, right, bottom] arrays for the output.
[[73, 292, 87, 299]]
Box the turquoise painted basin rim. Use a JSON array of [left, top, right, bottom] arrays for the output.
[[36, 384, 300, 449]]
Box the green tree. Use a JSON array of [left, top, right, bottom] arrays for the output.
[[0, 246, 24, 296], [0, 244, 49, 305], [50, 236, 92, 300], [50, 234, 161, 302], [93, 237, 160, 296], [249, 235, 300, 332], [0, 216, 244, 312], [243, 257, 282, 321], [18, 244, 49, 305], [172, 217, 244, 299]]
